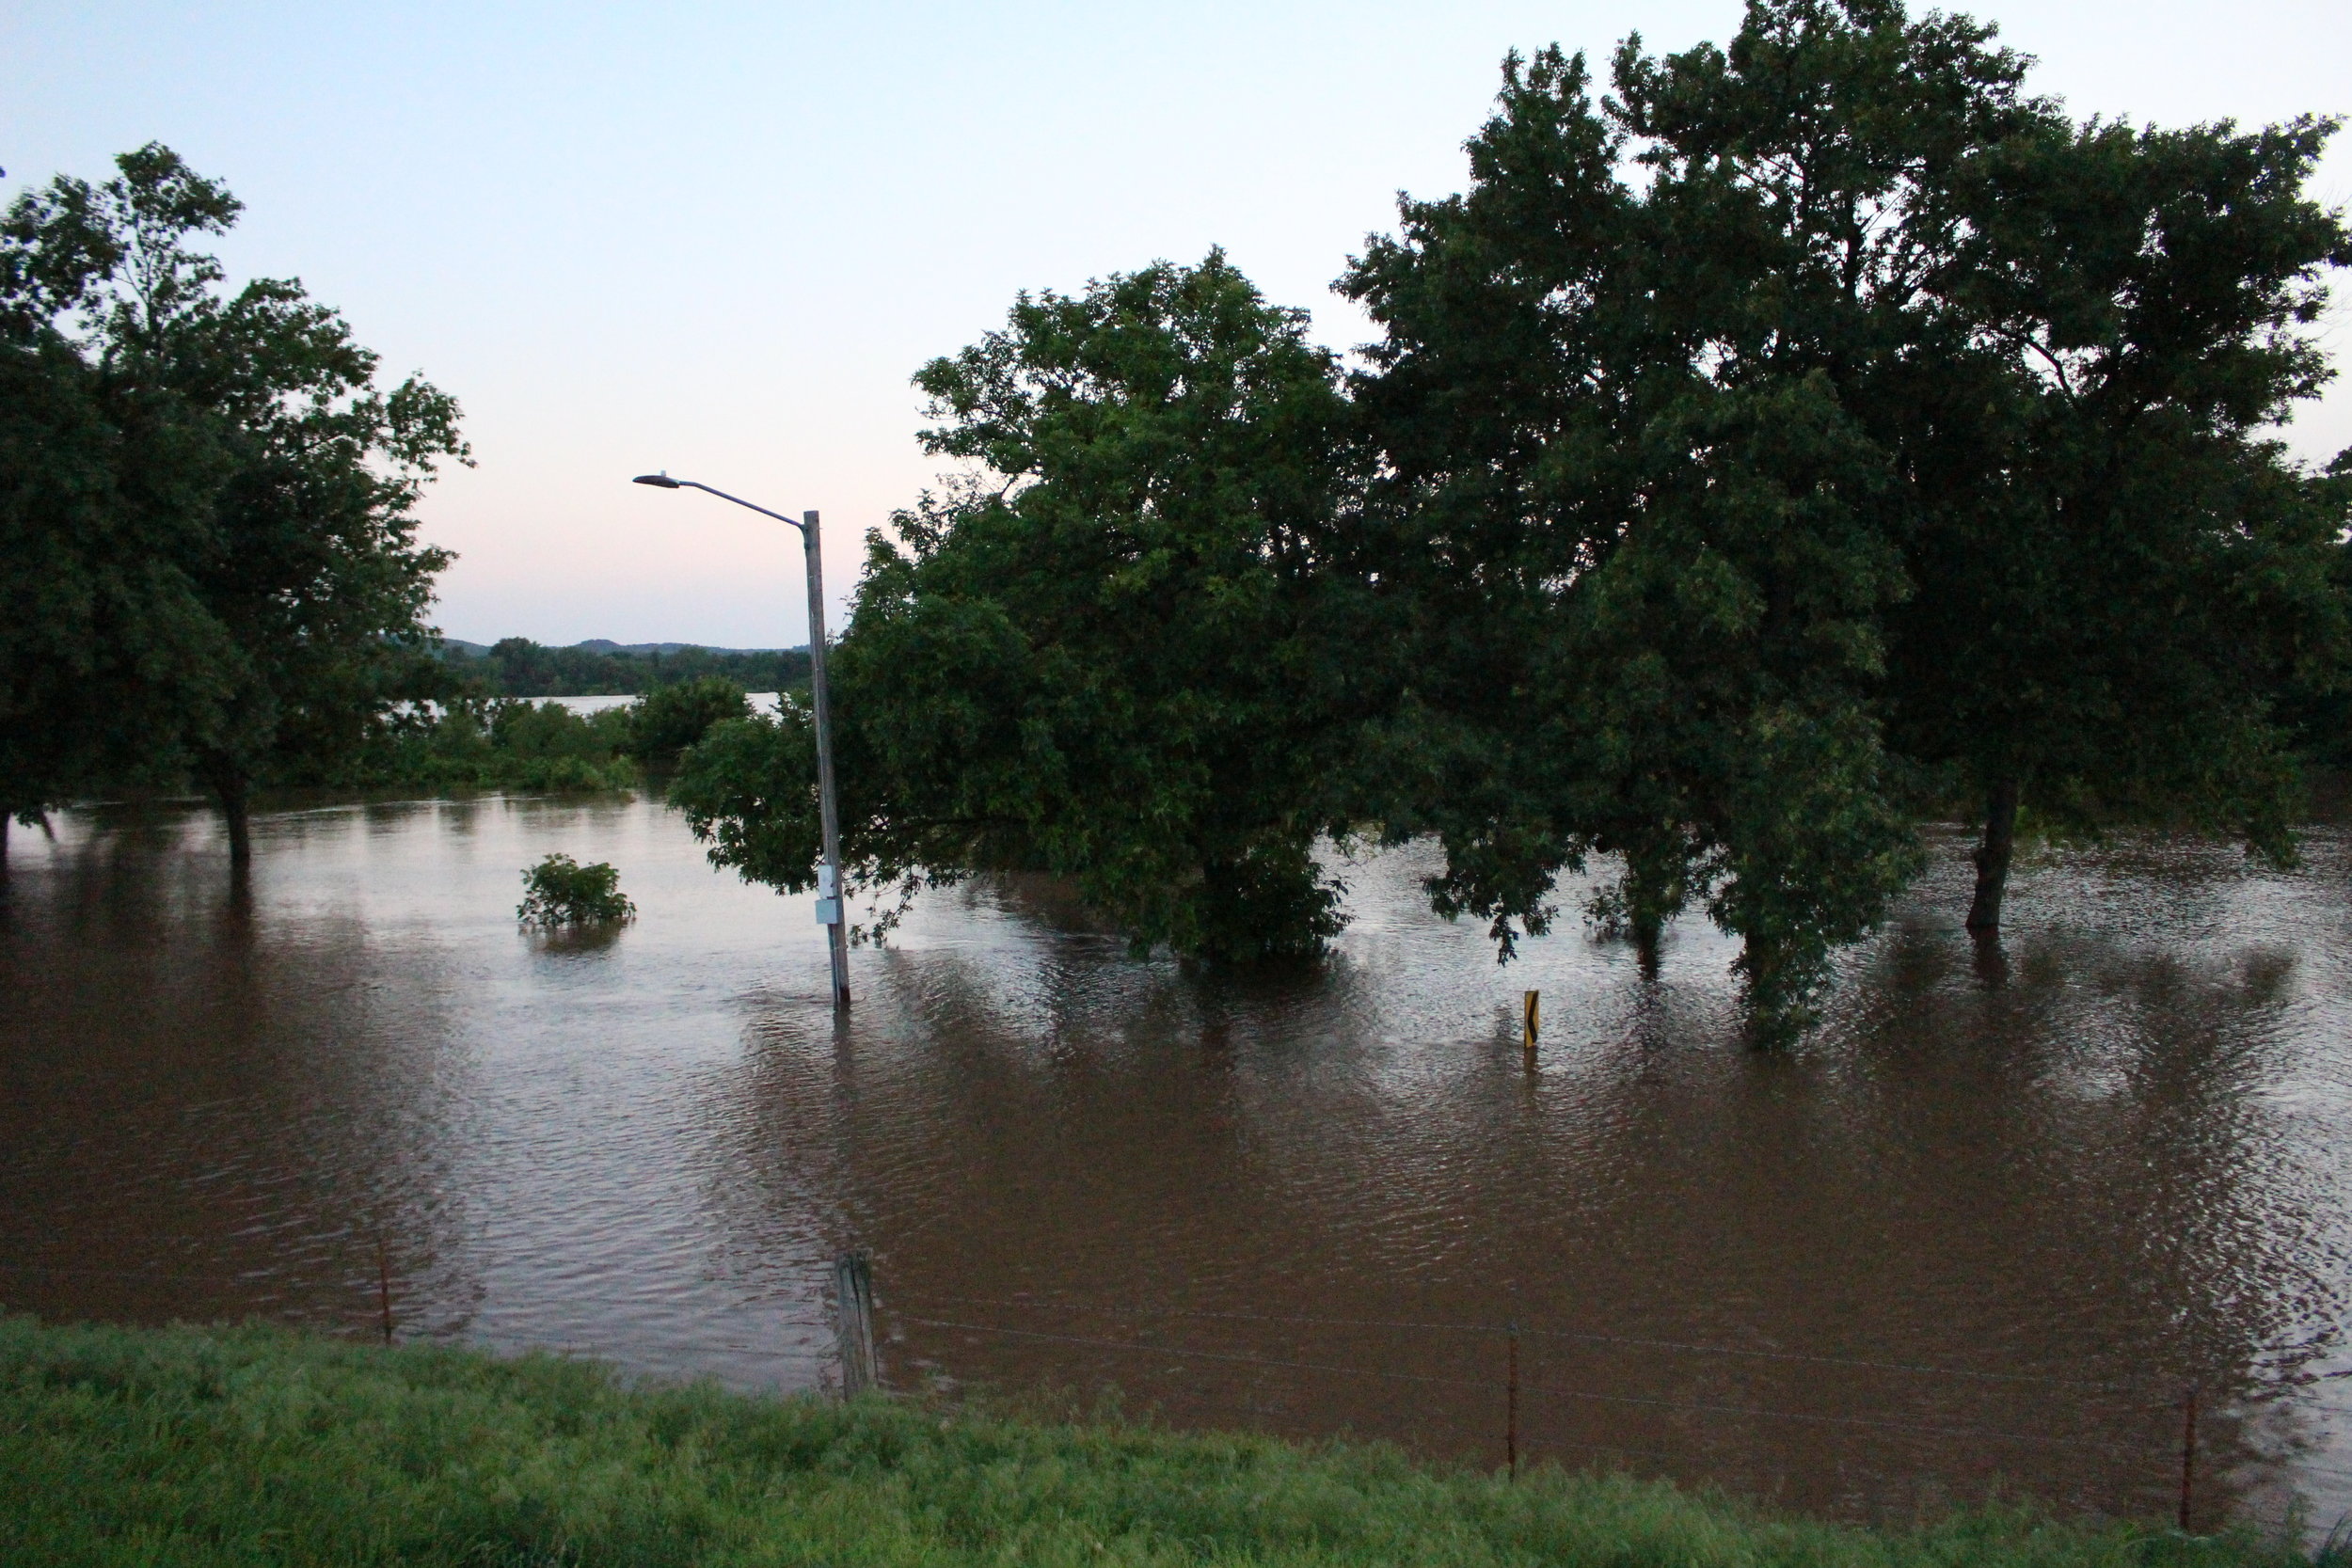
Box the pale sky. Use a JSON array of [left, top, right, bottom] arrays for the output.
[[8, 1, 2348, 649]]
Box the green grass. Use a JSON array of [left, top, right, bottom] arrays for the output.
[[0, 1316, 2314, 1567]]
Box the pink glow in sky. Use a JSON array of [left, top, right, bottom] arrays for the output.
[[8, 1, 2347, 647]]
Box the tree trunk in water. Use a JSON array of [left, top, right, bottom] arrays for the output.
[[1623, 844, 1682, 981], [1966, 779, 2020, 931], [1738, 935, 1808, 1049], [215, 770, 252, 870], [1631, 910, 1662, 980], [1969, 927, 2010, 987]]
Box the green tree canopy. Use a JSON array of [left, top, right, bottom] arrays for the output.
[[672, 252, 1386, 960], [1343, 0, 2348, 1026], [0, 145, 469, 860], [625, 677, 752, 764], [0, 328, 229, 827], [1890, 108, 2352, 924], [1343, 20, 1966, 1025]]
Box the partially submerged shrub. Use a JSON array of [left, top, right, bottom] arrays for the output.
[[626, 676, 753, 763], [486, 701, 637, 790], [517, 853, 635, 927], [365, 699, 637, 793]]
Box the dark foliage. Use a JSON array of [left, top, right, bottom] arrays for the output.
[[347, 699, 636, 795], [516, 852, 635, 927], [0, 145, 470, 860], [673, 253, 1391, 961], [624, 677, 752, 763], [1342, 0, 2348, 1024]]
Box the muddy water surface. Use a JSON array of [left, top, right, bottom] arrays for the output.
[[5, 796, 2352, 1531]]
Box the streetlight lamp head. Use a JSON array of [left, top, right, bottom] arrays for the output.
[[632, 472, 681, 489]]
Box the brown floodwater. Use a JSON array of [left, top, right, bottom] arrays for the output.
[[6, 792, 2352, 1534]]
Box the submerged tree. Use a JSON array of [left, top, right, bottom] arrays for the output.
[[624, 676, 752, 764], [1345, 0, 2348, 1026], [1343, 17, 1979, 1026], [516, 852, 635, 928], [673, 252, 1388, 961], [0, 145, 469, 862], [1890, 110, 2352, 927], [0, 328, 228, 833]]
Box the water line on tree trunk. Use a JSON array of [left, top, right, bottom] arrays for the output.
[[1966, 779, 2019, 932]]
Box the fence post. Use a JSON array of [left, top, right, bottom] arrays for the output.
[[2178, 1385, 2199, 1531], [1522, 991, 1539, 1067], [1506, 1320, 1520, 1480], [376, 1237, 393, 1345], [836, 1252, 878, 1400]]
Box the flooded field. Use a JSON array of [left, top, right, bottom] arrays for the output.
[[5, 793, 2352, 1532]]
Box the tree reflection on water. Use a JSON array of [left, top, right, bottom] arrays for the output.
[[4, 804, 2349, 1531]]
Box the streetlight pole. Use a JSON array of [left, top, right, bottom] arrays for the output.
[[632, 472, 850, 1010]]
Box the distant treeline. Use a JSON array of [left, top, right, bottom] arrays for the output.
[[446, 638, 812, 697], [348, 678, 756, 795]]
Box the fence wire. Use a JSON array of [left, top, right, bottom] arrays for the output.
[[886, 1287, 2163, 1396], [16, 1243, 2352, 1529]]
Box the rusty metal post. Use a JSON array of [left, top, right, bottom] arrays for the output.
[[1506, 1320, 1520, 1480], [836, 1252, 877, 1399], [2178, 1385, 2199, 1531], [376, 1237, 393, 1345]]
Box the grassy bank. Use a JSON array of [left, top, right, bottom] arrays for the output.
[[0, 1318, 2312, 1567]]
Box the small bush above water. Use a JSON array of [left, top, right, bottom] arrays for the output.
[[517, 853, 635, 927]]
